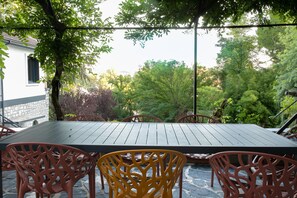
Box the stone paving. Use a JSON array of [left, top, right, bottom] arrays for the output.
[[3, 164, 224, 198]]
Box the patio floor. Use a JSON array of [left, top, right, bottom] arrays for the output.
[[3, 164, 224, 198]]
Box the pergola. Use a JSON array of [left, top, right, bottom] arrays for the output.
[[1, 0, 297, 118]]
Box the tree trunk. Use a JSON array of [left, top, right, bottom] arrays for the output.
[[34, 0, 66, 120], [51, 32, 65, 120], [51, 65, 64, 120]]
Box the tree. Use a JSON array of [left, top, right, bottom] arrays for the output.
[[104, 70, 135, 120], [256, 14, 286, 62], [0, 0, 112, 120], [132, 60, 192, 121], [236, 90, 271, 126], [116, 0, 297, 43], [0, 35, 8, 77], [217, 29, 256, 100], [216, 26, 278, 126], [274, 27, 297, 97], [197, 86, 224, 115]]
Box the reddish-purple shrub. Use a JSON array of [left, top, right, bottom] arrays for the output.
[[60, 88, 116, 121]]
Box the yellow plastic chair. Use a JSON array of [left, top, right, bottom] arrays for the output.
[[97, 149, 187, 198]]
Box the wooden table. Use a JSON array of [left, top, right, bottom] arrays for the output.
[[0, 121, 296, 197]]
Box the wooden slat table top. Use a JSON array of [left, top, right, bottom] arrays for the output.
[[0, 121, 296, 154]]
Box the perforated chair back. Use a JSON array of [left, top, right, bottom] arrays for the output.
[[0, 125, 16, 171], [121, 114, 163, 122], [97, 149, 187, 198], [176, 114, 219, 123], [0, 125, 16, 138], [287, 133, 297, 142], [67, 114, 105, 121], [209, 151, 297, 198], [7, 142, 96, 197], [287, 125, 297, 135]]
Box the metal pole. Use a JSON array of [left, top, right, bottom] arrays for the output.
[[193, 20, 198, 115], [0, 72, 3, 125]]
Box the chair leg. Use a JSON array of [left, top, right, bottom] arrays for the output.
[[68, 188, 73, 198], [210, 168, 214, 187], [179, 172, 183, 198], [89, 167, 96, 198], [100, 170, 105, 190], [18, 181, 26, 198], [109, 187, 113, 198], [16, 172, 20, 195]]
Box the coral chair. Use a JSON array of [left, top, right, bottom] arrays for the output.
[[287, 133, 297, 141], [97, 149, 187, 198], [0, 125, 20, 194], [176, 114, 219, 123], [285, 125, 297, 141], [0, 125, 17, 170], [7, 142, 96, 198], [121, 114, 163, 122], [288, 125, 297, 134], [177, 114, 219, 187], [0, 125, 16, 138], [209, 151, 297, 198]]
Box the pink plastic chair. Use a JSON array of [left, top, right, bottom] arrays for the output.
[[7, 142, 96, 198], [209, 151, 297, 198], [285, 125, 297, 141]]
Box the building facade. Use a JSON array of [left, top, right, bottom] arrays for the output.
[[1, 34, 49, 127]]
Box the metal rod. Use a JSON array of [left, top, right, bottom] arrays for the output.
[[271, 99, 297, 119], [1, 23, 297, 30], [193, 20, 198, 115]]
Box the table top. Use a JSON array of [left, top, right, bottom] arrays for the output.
[[0, 121, 296, 154]]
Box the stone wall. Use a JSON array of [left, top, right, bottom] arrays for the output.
[[2, 92, 49, 128]]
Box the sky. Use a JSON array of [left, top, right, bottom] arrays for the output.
[[94, 0, 221, 75]]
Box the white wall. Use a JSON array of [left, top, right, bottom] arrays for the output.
[[3, 44, 46, 100]]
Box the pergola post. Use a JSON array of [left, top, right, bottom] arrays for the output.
[[193, 20, 198, 115]]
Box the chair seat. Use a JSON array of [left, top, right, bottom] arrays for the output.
[[184, 153, 210, 160], [121, 153, 159, 162]]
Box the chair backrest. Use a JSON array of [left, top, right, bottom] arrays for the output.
[[176, 114, 219, 123], [287, 133, 297, 142], [121, 114, 163, 122], [209, 151, 297, 197], [0, 125, 16, 171], [67, 114, 105, 121], [97, 149, 187, 198], [7, 142, 95, 194], [288, 125, 297, 134], [0, 125, 16, 138]]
